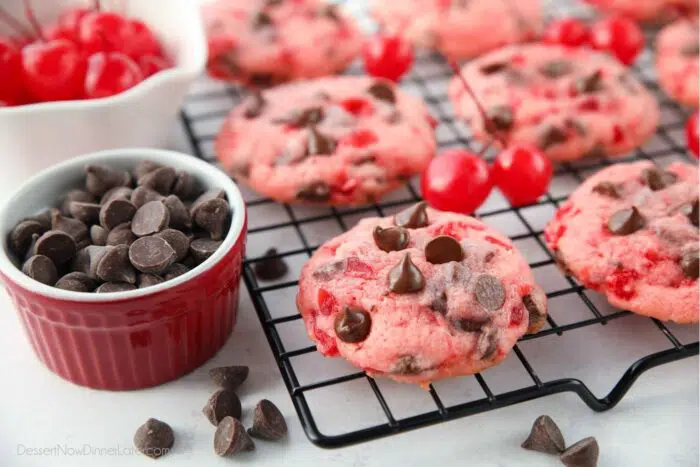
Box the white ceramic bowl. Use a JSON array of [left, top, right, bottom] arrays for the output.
[[0, 0, 207, 197]]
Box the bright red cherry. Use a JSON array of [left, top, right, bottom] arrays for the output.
[[138, 54, 169, 78], [542, 18, 590, 47], [363, 34, 414, 82], [0, 38, 25, 105], [85, 52, 143, 99], [590, 15, 645, 66], [47, 7, 91, 42], [78, 11, 128, 54], [120, 19, 162, 59], [686, 112, 699, 159], [22, 39, 86, 102], [421, 149, 493, 214], [491, 144, 553, 207]]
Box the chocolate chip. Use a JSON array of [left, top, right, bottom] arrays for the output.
[[138, 166, 177, 195], [276, 107, 325, 127], [539, 59, 572, 78], [641, 167, 678, 191], [487, 105, 514, 131], [251, 10, 273, 30], [85, 164, 130, 196], [97, 245, 136, 284], [296, 182, 331, 202], [100, 186, 133, 205], [608, 206, 645, 235], [455, 318, 487, 332], [171, 171, 202, 200], [73, 245, 108, 278], [320, 4, 341, 21], [130, 186, 165, 209], [521, 415, 566, 454], [680, 247, 699, 278], [190, 189, 226, 217], [132, 160, 162, 181], [574, 69, 603, 94], [95, 282, 137, 293], [193, 198, 229, 241], [307, 127, 336, 155], [55, 272, 96, 292], [189, 238, 222, 264], [367, 81, 396, 104], [68, 202, 101, 225], [60, 189, 95, 215], [35, 230, 76, 265], [22, 255, 57, 285], [253, 248, 288, 281], [373, 226, 409, 252], [560, 437, 599, 467], [248, 399, 287, 441], [249, 72, 276, 87], [395, 202, 428, 229], [480, 62, 508, 74], [474, 275, 505, 311], [566, 118, 587, 136], [505, 68, 527, 85], [334, 306, 371, 343], [392, 355, 421, 374], [9, 220, 46, 256], [155, 229, 190, 262], [164, 263, 190, 280], [129, 236, 176, 274], [243, 91, 266, 119], [681, 41, 699, 56], [203, 389, 242, 426], [478, 329, 498, 359], [23, 233, 40, 261], [617, 73, 638, 94], [138, 273, 164, 288], [209, 365, 249, 390], [425, 236, 464, 264], [215, 416, 255, 457], [312, 260, 344, 281], [29, 210, 52, 231], [523, 294, 545, 331], [99, 199, 136, 230], [133, 418, 174, 460], [388, 253, 425, 294], [538, 125, 568, 150], [162, 195, 192, 230], [106, 222, 137, 247], [132, 201, 170, 237], [679, 200, 699, 227], [51, 209, 88, 245], [592, 181, 620, 198]]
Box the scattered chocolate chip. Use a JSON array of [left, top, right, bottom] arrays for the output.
[[582, 143, 607, 159], [106, 222, 137, 247], [251, 10, 273, 30], [487, 105, 514, 131], [679, 200, 699, 227], [56, 272, 96, 292], [253, 248, 288, 281], [425, 236, 464, 264], [60, 189, 95, 215], [320, 3, 340, 21], [248, 399, 287, 441], [138, 166, 177, 195], [189, 238, 222, 264], [395, 202, 428, 229], [307, 127, 336, 156], [51, 209, 88, 245], [592, 181, 620, 198], [156, 229, 190, 262], [29, 210, 52, 231], [334, 306, 371, 343], [73, 245, 108, 278], [132, 201, 170, 237], [85, 164, 130, 197], [35, 230, 77, 265], [100, 186, 133, 205], [641, 167, 677, 191], [455, 318, 487, 332], [193, 198, 229, 241], [99, 199, 136, 230], [480, 61, 508, 74], [203, 389, 242, 426], [95, 282, 137, 293], [608, 206, 645, 235], [163, 195, 192, 230], [129, 236, 176, 274], [680, 41, 700, 56], [372, 226, 409, 252], [209, 366, 249, 390], [392, 355, 421, 374], [560, 437, 599, 467], [9, 220, 46, 256], [539, 59, 573, 78], [22, 255, 57, 285], [130, 186, 165, 209], [249, 72, 276, 87], [97, 245, 136, 284], [138, 273, 164, 288], [538, 125, 568, 150], [312, 260, 344, 281], [243, 91, 266, 119], [430, 290, 448, 314], [23, 233, 40, 261], [296, 182, 331, 202], [215, 416, 255, 457], [680, 247, 699, 278], [367, 81, 396, 104], [164, 263, 190, 281], [133, 418, 174, 460], [574, 70, 603, 94], [68, 202, 101, 225], [521, 415, 566, 454], [523, 294, 545, 331], [171, 171, 202, 200], [388, 253, 425, 294], [505, 68, 527, 85], [276, 107, 325, 127], [566, 118, 587, 136], [478, 329, 498, 359], [132, 161, 162, 181], [474, 275, 506, 311], [190, 189, 226, 217]]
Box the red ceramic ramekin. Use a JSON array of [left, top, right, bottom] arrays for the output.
[[0, 149, 247, 390]]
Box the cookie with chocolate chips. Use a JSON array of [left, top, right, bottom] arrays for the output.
[[216, 76, 436, 205], [450, 43, 659, 161], [656, 19, 699, 107], [546, 161, 699, 324], [297, 205, 547, 385]]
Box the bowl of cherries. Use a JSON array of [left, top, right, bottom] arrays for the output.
[[0, 0, 206, 196]]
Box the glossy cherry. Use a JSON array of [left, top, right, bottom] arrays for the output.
[[0, 38, 24, 105], [120, 19, 162, 59], [46, 7, 91, 42], [21, 39, 86, 102], [138, 54, 169, 78], [84, 52, 143, 99], [542, 18, 590, 47], [491, 144, 553, 207], [78, 11, 128, 54], [686, 112, 699, 159], [363, 33, 414, 82], [421, 149, 493, 214], [590, 15, 645, 66]]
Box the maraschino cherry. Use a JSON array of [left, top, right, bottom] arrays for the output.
[[363, 33, 414, 82]]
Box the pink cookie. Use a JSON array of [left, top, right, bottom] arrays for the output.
[[203, 0, 363, 86], [657, 19, 699, 107], [297, 203, 548, 385], [371, 0, 542, 61], [216, 77, 436, 205], [449, 44, 659, 161], [545, 162, 699, 324], [584, 0, 698, 22]]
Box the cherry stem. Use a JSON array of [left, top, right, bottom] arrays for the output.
[[23, 0, 44, 41], [93, 0, 101, 11], [0, 5, 34, 39]]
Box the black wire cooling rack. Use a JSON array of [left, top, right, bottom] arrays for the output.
[[178, 0, 699, 449]]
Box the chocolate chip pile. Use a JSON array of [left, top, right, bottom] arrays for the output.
[[522, 415, 599, 467], [7, 161, 232, 293]]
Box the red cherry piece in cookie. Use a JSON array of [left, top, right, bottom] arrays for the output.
[[21, 39, 87, 102], [318, 288, 339, 316], [85, 52, 144, 99], [363, 33, 414, 82], [606, 268, 639, 300], [491, 144, 553, 207], [339, 97, 374, 116], [421, 150, 492, 215], [686, 112, 699, 159], [345, 257, 373, 279], [0, 39, 24, 105], [340, 129, 378, 148], [590, 15, 644, 66], [543, 18, 590, 48]]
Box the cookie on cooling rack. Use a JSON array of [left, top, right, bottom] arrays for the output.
[[656, 19, 699, 107], [583, 0, 698, 22], [370, 0, 542, 61], [545, 161, 699, 324], [203, 0, 363, 86], [449, 44, 659, 161], [215, 77, 436, 205], [296, 203, 548, 385]]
